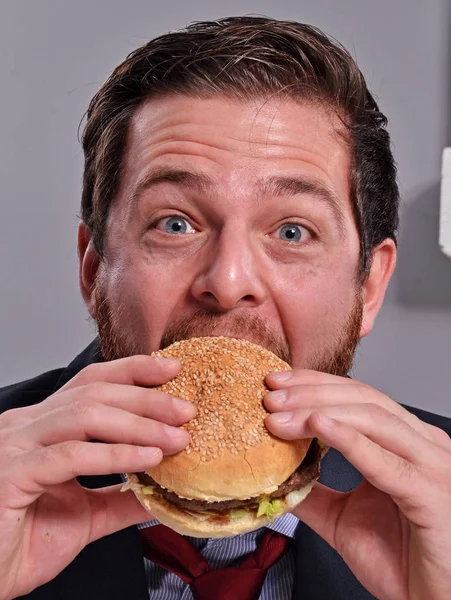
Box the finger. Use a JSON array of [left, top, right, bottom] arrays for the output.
[[266, 369, 355, 389], [265, 384, 365, 415], [265, 403, 446, 465], [292, 479, 407, 576], [15, 355, 182, 421], [0, 405, 33, 428], [290, 482, 349, 551], [306, 412, 424, 501], [264, 382, 439, 445], [65, 355, 182, 391], [424, 423, 451, 450], [15, 400, 191, 455], [51, 383, 196, 426], [85, 483, 154, 543], [6, 442, 164, 505]]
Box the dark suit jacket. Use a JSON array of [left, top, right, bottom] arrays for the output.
[[1, 341, 450, 600]]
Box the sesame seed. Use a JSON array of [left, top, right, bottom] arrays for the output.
[[153, 336, 290, 463]]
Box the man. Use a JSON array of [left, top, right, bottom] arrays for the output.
[[0, 15, 450, 600]]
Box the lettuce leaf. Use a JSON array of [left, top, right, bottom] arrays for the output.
[[230, 508, 248, 519], [257, 496, 285, 520]]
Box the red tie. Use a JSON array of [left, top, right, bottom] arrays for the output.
[[139, 524, 290, 600]]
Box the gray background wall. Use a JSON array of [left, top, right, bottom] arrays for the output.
[[0, 0, 450, 416]]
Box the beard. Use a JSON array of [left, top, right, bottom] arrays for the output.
[[94, 279, 363, 377]]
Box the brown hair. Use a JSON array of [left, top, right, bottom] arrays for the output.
[[81, 16, 399, 275]]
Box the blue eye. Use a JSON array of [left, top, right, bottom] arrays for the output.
[[158, 216, 195, 234], [278, 223, 305, 242]]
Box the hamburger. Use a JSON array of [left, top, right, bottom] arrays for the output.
[[123, 336, 326, 537]]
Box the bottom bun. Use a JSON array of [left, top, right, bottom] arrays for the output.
[[129, 478, 316, 538]]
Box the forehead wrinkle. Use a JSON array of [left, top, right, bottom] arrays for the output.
[[127, 165, 214, 208]]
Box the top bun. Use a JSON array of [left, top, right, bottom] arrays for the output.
[[146, 336, 312, 501]]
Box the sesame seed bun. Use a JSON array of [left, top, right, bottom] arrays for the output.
[[126, 336, 320, 537]]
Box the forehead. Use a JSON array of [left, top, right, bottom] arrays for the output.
[[117, 94, 353, 217]]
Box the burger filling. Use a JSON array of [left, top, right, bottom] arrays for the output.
[[135, 438, 322, 520]]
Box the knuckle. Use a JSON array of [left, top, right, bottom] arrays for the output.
[[0, 409, 31, 451], [364, 402, 387, 419], [285, 386, 302, 404], [31, 441, 80, 472], [83, 362, 103, 379], [0, 406, 30, 428], [428, 424, 451, 445], [105, 443, 132, 469], [291, 408, 305, 425], [345, 422, 361, 445], [73, 362, 101, 385], [107, 442, 126, 461], [398, 457, 417, 482], [69, 398, 97, 420], [57, 440, 83, 461], [0, 408, 19, 428], [355, 383, 372, 401], [82, 381, 111, 401]]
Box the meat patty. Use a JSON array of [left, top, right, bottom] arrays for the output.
[[137, 438, 321, 513]]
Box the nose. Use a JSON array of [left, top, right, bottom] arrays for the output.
[[190, 223, 267, 311]]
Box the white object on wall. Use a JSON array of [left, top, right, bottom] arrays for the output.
[[440, 148, 451, 259]]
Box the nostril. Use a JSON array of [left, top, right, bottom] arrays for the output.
[[201, 291, 216, 300]]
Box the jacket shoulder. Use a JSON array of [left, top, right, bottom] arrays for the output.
[[0, 341, 101, 415], [0, 368, 65, 413]]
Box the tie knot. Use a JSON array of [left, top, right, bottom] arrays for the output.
[[139, 525, 290, 600]]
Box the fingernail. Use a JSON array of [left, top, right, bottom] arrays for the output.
[[269, 371, 292, 383], [316, 413, 334, 428], [266, 390, 288, 406], [137, 446, 162, 459], [270, 411, 293, 424], [154, 357, 180, 368], [173, 397, 196, 415], [163, 424, 189, 440]]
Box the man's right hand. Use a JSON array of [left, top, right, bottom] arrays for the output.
[[0, 355, 195, 600]]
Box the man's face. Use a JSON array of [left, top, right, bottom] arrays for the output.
[[93, 95, 364, 374]]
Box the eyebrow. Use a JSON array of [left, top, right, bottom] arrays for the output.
[[258, 175, 346, 233], [130, 166, 346, 232], [130, 167, 213, 206]]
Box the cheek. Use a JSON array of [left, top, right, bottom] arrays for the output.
[[103, 257, 193, 351], [272, 262, 358, 361]]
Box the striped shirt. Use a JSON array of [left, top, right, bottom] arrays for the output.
[[136, 514, 298, 600]]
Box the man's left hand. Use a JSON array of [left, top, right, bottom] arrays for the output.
[[264, 371, 451, 600]]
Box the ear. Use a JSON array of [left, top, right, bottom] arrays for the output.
[[360, 238, 397, 339], [78, 222, 101, 319]]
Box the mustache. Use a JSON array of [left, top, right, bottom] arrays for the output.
[[160, 309, 292, 365]]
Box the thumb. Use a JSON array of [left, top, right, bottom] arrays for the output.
[[85, 484, 153, 542], [291, 483, 349, 550]]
